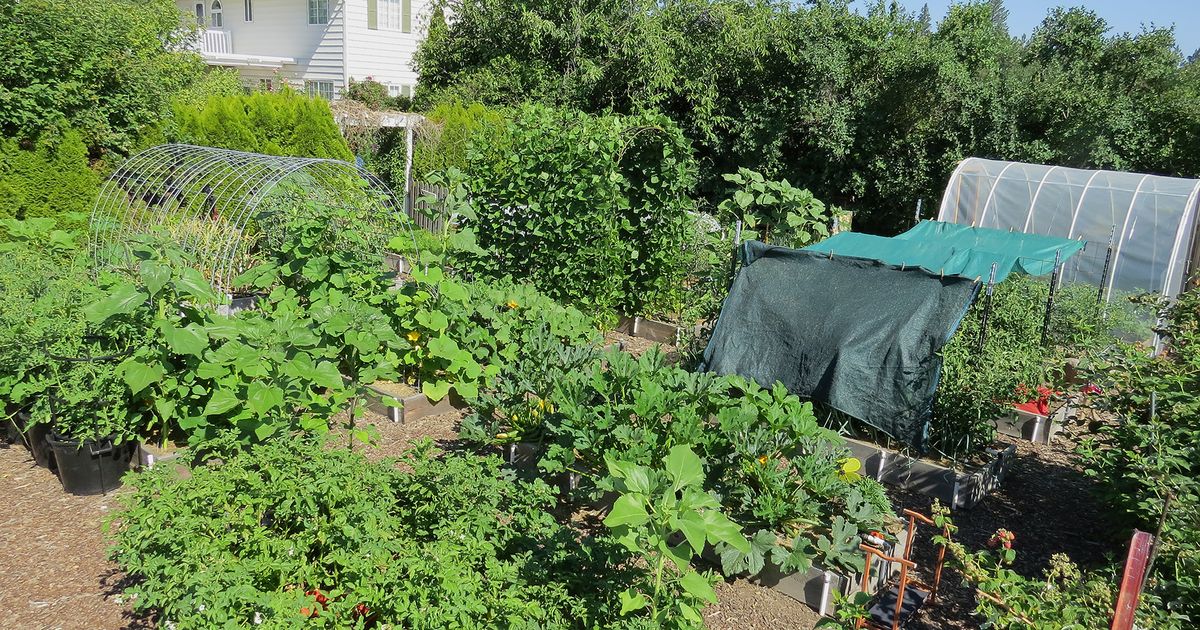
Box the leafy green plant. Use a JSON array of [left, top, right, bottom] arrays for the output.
[[446, 103, 697, 318], [1078, 289, 1200, 621], [168, 90, 353, 159], [109, 439, 646, 628], [0, 130, 99, 232], [716, 168, 836, 248], [602, 444, 750, 627]]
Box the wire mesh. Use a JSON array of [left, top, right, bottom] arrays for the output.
[[90, 144, 414, 294]]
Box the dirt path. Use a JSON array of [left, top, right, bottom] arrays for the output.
[[889, 430, 1119, 629], [0, 441, 143, 630]]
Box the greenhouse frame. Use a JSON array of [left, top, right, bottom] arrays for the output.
[[937, 158, 1200, 300]]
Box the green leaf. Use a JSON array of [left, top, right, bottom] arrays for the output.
[[310, 361, 343, 391], [202, 389, 240, 417], [83, 283, 145, 323], [679, 571, 717, 604], [664, 444, 704, 490], [618, 589, 647, 616], [704, 510, 750, 554], [247, 382, 285, 416], [139, 260, 171, 296], [675, 511, 708, 556], [176, 267, 218, 303], [120, 359, 163, 394], [604, 494, 650, 528], [161, 322, 209, 357], [422, 379, 451, 402]]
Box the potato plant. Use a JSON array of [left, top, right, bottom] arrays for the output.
[[108, 439, 650, 629]]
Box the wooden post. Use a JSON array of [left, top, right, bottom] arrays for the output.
[[1111, 530, 1154, 630]]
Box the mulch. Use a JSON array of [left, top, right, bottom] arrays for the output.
[[0, 439, 146, 630], [890, 426, 1121, 629], [0, 381, 1116, 629]]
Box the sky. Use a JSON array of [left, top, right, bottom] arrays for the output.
[[852, 0, 1199, 57]]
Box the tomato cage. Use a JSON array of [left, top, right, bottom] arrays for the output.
[[89, 144, 414, 296]]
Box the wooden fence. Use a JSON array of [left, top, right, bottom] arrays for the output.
[[406, 180, 448, 233]]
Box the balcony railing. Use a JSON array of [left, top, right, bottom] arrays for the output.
[[199, 29, 232, 55]]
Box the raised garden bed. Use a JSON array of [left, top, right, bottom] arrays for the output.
[[678, 531, 909, 617], [363, 380, 466, 423], [841, 436, 1017, 510], [137, 441, 182, 469], [993, 404, 1069, 446]]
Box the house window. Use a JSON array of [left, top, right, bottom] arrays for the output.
[[305, 80, 334, 100], [387, 84, 400, 97], [370, 0, 410, 32], [258, 78, 273, 92], [379, 0, 401, 30], [307, 0, 329, 25], [244, 0, 252, 21], [210, 0, 223, 28], [194, 2, 205, 23]]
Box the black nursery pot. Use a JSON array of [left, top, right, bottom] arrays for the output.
[[8, 413, 56, 470], [46, 434, 135, 495]]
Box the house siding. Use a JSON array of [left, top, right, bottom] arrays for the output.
[[343, 0, 429, 93], [179, 0, 428, 97]]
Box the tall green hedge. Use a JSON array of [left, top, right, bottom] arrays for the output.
[[455, 104, 696, 317], [169, 91, 353, 160], [0, 129, 99, 232]]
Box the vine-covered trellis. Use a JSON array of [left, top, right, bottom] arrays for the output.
[[90, 144, 410, 294]]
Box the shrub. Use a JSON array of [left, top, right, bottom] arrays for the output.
[[169, 90, 353, 160], [0, 129, 99, 232], [109, 440, 643, 628], [413, 101, 508, 178], [345, 77, 391, 109], [0, 0, 203, 156], [450, 103, 697, 317], [1079, 289, 1200, 620]]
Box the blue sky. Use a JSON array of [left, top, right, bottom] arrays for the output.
[[852, 1, 1199, 57]]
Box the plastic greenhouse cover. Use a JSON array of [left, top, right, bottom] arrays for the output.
[[804, 220, 1084, 283], [937, 158, 1200, 299]]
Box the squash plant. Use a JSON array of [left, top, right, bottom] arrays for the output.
[[717, 168, 836, 247], [602, 445, 750, 628]]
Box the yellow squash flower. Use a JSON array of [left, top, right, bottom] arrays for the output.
[[406, 331, 420, 342], [505, 300, 519, 309]]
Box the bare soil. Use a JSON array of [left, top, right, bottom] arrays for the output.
[[887, 427, 1120, 629]]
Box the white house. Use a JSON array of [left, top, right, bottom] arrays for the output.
[[178, 0, 431, 99]]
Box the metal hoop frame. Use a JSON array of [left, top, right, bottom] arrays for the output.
[[90, 144, 413, 294]]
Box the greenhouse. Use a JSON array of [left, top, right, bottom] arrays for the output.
[[937, 158, 1200, 300]]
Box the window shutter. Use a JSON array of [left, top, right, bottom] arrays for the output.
[[367, 0, 377, 29], [401, 0, 410, 33]]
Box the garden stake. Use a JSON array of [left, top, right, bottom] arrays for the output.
[[1040, 249, 1062, 345], [977, 262, 998, 353], [1097, 225, 1116, 305]]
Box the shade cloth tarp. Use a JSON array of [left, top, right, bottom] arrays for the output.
[[804, 220, 1085, 283], [701, 242, 980, 450]]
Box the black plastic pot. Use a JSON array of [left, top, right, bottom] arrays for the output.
[[46, 434, 135, 495], [8, 413, 56, 469]]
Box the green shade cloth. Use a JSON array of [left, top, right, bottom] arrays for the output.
[[804, 220, 1085, 282], [701, 242, 980, 450]]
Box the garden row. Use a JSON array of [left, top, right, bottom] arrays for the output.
[[0, 195, 904, 628]]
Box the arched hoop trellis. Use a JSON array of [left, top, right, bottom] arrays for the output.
[[90, 144, 414, 294]]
